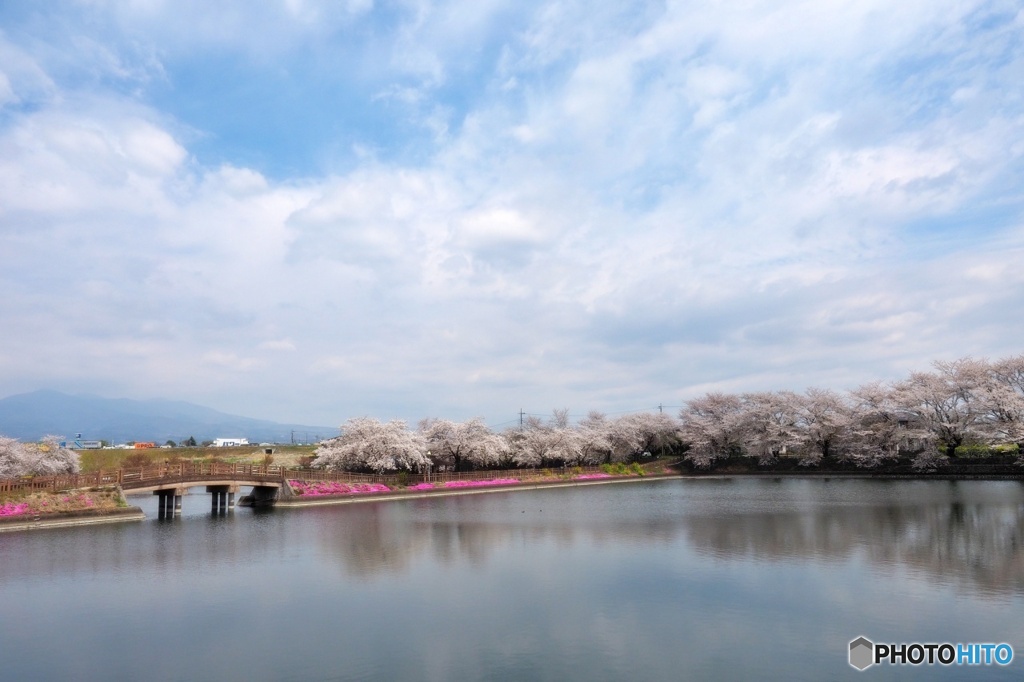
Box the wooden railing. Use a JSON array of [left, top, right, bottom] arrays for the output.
[[0, 462, 288, 494]]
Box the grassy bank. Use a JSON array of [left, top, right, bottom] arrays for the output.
[[77, 444, 318, 471]]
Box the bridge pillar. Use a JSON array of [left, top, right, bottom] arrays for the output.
[[154, 488, 184, 517], [155, 490, 169, 517], [237, 485, 279, 507], [206, 485, 239, 513]]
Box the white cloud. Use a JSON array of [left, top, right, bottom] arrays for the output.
[[0, 2, 1022, 425]]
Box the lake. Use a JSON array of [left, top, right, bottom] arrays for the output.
[[1, 477, 1021, 681]]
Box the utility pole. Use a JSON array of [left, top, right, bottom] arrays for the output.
[[520, 409, 525, 429]]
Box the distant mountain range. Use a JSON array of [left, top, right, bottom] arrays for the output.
[[0, 390, 336, 445]]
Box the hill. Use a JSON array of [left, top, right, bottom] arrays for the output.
[[0, 389, 336, 445]]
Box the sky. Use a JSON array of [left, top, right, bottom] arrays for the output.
[[1, 0, 1023, 429]]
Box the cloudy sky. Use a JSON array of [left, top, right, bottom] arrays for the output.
[[1, 1, 1022, 428]]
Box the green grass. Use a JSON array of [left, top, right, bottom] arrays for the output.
[[76, 445, 317, 472]]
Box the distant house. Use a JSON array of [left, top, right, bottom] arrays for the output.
[[212, 438, 250, 447]]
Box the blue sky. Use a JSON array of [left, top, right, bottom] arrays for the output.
[[1, 0, 1023, 428]]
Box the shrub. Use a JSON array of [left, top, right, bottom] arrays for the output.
[[122, 452, 151, 468]]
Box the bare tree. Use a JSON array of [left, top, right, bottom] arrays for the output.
[[313, 418, 428, 473], [420, 418, 509, 471]]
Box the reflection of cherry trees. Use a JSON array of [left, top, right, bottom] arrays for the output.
[[681, 489, 1024, 598], [0, 434, 80, 478], [314, 480, 1024, 598]]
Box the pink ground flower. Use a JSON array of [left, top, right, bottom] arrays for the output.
[[574, 474, 613, 480], [289, 480, 389, 496], [0, 502, 30, 517], [443, 479, 520, 488]]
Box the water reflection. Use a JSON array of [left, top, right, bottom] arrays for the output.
[[2, 478, 1022, 682], [312, 479, 1024, 597]]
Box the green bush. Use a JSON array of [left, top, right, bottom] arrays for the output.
[[954, 443, 1021, 458]]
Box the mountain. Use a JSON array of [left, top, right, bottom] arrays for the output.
[[0, 390, 336, 445]]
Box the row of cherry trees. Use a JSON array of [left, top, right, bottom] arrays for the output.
[[674, 354, 1024, 469], [0, 435, 81, 479], [312, 409, 679, 474], [314, 354, 1024, 474]]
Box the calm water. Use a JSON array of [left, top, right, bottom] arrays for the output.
[[1, 478, 1022, 681]]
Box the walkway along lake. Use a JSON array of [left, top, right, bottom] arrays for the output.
[[0, 477, 1021, 681]]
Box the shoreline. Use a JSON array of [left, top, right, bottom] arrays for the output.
[[275, 473, 669, 508], [0, 506, 146, 533], [273, 468, 1024, 509], [3, 468, 1021, 529]]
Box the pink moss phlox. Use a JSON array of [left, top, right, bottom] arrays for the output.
[[574, 474, 612, 480], [289, 480, 390, 496], [443, 478, 520, 488], [0, 502, 30, 517]]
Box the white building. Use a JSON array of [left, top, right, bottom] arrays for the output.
[[212, 438, 250, 447]]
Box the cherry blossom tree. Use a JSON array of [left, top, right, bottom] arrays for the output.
[[845, 382, 928, 467], [794, 388, 855, 466], [508, 413, 583, 468], [576, 411, 613, 464], [894, 358, 991, 458], [0, 436, 27, 479], [420, 417, 509, 471], [735, 391, 803, 466], [679, 393, 746, 468], [313, 418, 428, 473], [606, 412, 678, 462], [986, 354, 1024, 449], [0, 434, 80, 478]]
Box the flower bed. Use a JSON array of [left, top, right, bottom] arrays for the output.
[[442, 478, 520, 488], [288, 480, 390, 496], [0, 501, 30, 517], [0, 489, 121, 518], [573, 473, 613, 480]]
